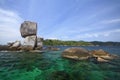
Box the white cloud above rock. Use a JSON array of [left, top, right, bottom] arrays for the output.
[[0, 8, 24, 44]]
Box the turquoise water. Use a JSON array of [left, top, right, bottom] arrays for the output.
[[0, 46, 120, 80]]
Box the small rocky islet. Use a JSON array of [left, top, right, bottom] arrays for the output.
[[0, 21, 120, 63], [0, 21, 43, 52], [62, 47, 120, 63], [0, 21, 120, 80]]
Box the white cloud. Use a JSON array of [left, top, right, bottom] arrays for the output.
[[74, 29, 120, 41], [0, 8, 24, 44], [101, 18, 120, 24]]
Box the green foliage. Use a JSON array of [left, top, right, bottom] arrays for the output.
[[43, 39, 120, 46], [43, 39, 92, 46]]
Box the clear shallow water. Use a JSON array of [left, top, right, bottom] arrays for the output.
[[0, 46, 120, 80]]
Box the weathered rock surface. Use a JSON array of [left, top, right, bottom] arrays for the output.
[[7, 42, 14, 47], [0, 45, 9, 51], [62, 47, 90, 60], [90, 49, 109, 56], [62, 48, 117, 62], [11, 41, 21, 48], [46, 46, 60, 51], [90, 49, 113, 62], [20, 21, 37, 38], [22, 35, 37, 51], [7, 41, 21, 51], [35, 37, 43, 50]]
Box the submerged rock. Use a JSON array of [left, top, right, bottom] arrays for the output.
[[47, 46, 60, 51], [62, 47, 90, 60], [20, 21, 37, 38]]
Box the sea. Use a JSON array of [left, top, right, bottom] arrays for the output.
[[0, 46, 120, 80]]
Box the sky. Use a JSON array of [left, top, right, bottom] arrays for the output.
[[0, 0, 120, 44]]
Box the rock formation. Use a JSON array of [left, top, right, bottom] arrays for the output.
[[90, 49, 113, 62], [20, 21, 37, 38], [35, 37, 43, 50], [62, 47, 90, 60], [11, 41, 21, 48], [47, 46, 60, 51], [7, 41, 21, 51], [62, 47, 116, 62], [22, 35, 37, 50], [20, 21, 43, 51]]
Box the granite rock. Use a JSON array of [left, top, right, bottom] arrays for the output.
[[20, 21, 37, 38], [22, 35, 37, 50], [62, 47, 90, 60]]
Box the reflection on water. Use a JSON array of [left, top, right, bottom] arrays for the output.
[[0, 46, 120, 80]]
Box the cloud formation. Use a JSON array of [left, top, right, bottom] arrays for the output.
[[0, 8, 24, 44], [101, 18, 120, 24], [0, 0, 120, 42]]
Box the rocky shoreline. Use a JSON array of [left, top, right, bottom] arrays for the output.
[[0, 21, 120, 64], [0, 21, 43, 52]]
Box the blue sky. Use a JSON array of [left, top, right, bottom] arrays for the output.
[[0, 0, 120, 44]]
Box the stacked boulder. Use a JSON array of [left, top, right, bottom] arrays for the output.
[[20, 21, 43, 51]]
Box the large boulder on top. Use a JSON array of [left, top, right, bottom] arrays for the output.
[[22, 35, 37, 51], [20, 21, 37, 38], [62, 47, 90, 60]]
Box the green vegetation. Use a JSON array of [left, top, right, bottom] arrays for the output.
[[43, 39, 120, 46], [43, 39, 92, 46]]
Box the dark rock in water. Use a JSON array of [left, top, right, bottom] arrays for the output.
[[0, 45, 9, 51], [36, 37, 43, 50], [7, 42, 14, 47], [50, 47, 60, 51], [47, 46, 60, 51], [20, 21, 37, 38], [62, 47, 90, 60], [22, 35, 37, 51]]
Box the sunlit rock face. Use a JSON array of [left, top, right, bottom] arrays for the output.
[[62, 47, 90, 60], [22, 35, 37, 50], [20, 21, 37, 38], [20, 21, 43, 51], [90, 49, 113, 62], [12, 41, 21, 48], [62, 47, 117, 62]]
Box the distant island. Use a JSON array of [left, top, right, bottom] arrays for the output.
[[43, 39, 120, 46]]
